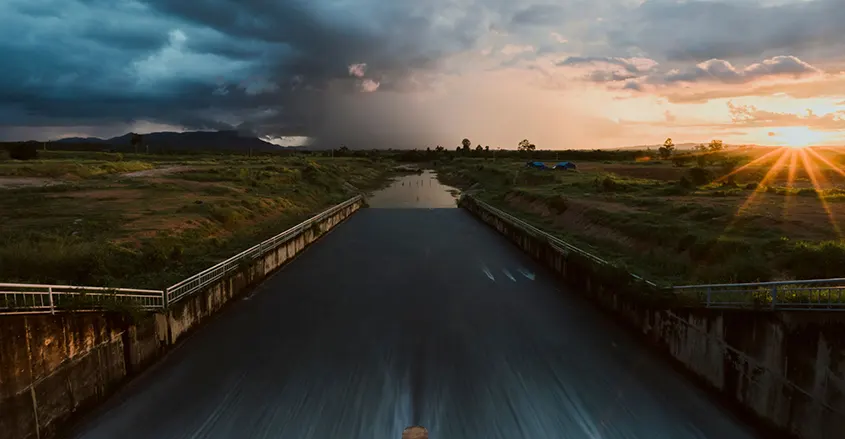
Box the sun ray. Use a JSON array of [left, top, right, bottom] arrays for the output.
[[798, 150, 842, 239], [692, 148, 793, 280], [714, 147, 786, 184], [806, 147, 845, 178], [784, 148, 799, 219], [734, 148, 792, 218]]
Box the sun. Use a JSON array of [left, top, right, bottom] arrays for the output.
[[774, 127, 830, 148]]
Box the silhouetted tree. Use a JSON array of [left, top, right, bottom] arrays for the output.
[[461, 138, 471, 150], [131, 133, 143, 154], [708, 139, 724, 152], [658, 137, 675, 159], [517, 139, 536, 152]]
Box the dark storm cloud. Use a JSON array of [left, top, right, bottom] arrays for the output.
[[0, 0, 494, 142], [558, 56, 651, 75], [609, 0, 845, 63], [510, 4, 566, 25], [5, 0, 842, 143], [660, 56, 820, 84]]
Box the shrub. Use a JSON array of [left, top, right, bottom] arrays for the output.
[[687, 167, 714, 186], [208, 204, 246, 227], [599, 176, 626, 192], [7, 143, 39, 160], [547, 196, 568, 213], [778, 241, 845, 279], [689, 237, 752, 263], [698, 254, 772, 283]]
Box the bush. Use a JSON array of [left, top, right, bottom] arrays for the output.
[[698, 254, 772, 283], [7, 143, 39, 160], [778, 241, 845, 279], [689, 236, 752, 263], [679, 176, 694, 189], [720, 175, 737, 187], [687, 167, 714, 186], [0, 237, 136, 286], [209, 205, 246, 227], [599, 176, 626, 192]]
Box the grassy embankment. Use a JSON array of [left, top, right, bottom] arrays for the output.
[[436, 147, 845, 286], [0, 151, 394, 289]]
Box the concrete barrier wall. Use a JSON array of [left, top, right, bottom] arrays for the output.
[[0, 198, 363, 439], [0, 313, 165, 439], [460, 195, 845, 439], [165, 199, 361, 344]]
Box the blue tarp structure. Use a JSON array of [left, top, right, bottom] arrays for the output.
[[526, 161, 546, 169], [553, 161, 577, 170]]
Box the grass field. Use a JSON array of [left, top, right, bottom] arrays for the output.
[[436, 146, 845, 285], [0, 151, 394, 288]]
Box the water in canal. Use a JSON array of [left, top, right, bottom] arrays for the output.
[[366, 170, 459, 209]]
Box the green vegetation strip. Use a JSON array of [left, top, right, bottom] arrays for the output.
[[0, 153, 396, 289]]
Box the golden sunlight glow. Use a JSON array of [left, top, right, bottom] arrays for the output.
[[715, 147, 784, 183], [784, 149, 799, 217], [798, 150, 842, 237], [811, 147, 845, 178], [735, 148, 792, 217], [770, 127, 832, 148], [723, 146, 843, 240]]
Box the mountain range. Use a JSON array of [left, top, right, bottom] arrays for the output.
[[53, 131, 292, 153], [42, 131, 764, 152]]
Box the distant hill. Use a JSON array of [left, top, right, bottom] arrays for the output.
[[52, 130, 285, 153], [613, 143, 700, 151], [612, 143, 769, 151], [54, 137, 109, 144]]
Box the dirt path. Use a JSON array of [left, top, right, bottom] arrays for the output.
[[0, 177, 61, 189], [121, 166, 198, 178]]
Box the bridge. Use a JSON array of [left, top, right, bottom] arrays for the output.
[[2, 171, 842, 439]]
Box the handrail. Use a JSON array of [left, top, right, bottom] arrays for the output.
[[0, 283, 165, 315], [461, 194, 844, 310], [462, 194, 656, 287], [671, 279, 845, 310], [165, 195, 364, 305], [673, 277, 845, 289], [0, 195, 364, 315]]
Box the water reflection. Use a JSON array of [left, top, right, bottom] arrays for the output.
[[366, 170, 459, 208]]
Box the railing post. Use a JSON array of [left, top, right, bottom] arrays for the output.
[[706, 287, 712, 307], [48, 287, 55, 315], [162, 287, 169, 310], [771, 285, 778, 310]]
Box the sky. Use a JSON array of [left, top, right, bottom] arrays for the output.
[[2, 0, 845, 149]]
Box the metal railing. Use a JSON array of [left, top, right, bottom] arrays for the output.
[[0, 195, 363, 315], [673, 278, 845, 311], [463, 195, 845, 310], [463, 195, 656, 287], [165, 195, 363, 305], [0, 283, 164, 315]]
